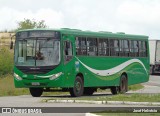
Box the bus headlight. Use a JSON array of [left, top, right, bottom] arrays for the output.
[[49, 72, 62, 80], [14, 73, 22, 80]]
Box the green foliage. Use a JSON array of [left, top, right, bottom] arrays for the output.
[[0, 47, 14, 76], [17, 19, 47, 30], [45, 93, 160, 102]]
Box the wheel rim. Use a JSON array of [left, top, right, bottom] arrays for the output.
[[75, 81, 81, 93]]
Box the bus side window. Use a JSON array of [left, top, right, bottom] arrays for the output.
[[133, 41, 139, 57], [123, 40, 129, 57], [142, 41, 147, 57], [64, 41, 73, 63], [119, 40, 123, 56], [130, 40, 134, 57]]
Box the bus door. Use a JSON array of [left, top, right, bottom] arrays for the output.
[[63, 40, 75, 86]]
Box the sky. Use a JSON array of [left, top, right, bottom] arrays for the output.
[[0, 0, 160, 39]]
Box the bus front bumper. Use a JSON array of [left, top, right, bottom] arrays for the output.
[[14, 77, 64, 88]]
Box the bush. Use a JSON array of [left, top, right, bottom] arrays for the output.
[[0, 46, 14, 76]]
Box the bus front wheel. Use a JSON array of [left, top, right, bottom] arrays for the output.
[[29, 88, 43, 97], [69, 76, 84, 97]]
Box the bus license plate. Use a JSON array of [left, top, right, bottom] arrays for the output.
[[32, 82, 40, 86]]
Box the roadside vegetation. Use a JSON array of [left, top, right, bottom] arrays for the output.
[[0, 46, 13, 76], [0, 46, 29, 96], [0, 74, 29, 96], [128, 84, 144, 91]]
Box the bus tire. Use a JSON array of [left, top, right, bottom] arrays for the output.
[[110, 86, 119, 95], [119, 75, 127, 94], [83, 87, 95, 96], [69, 76, 84, 97], [29, 88, 43, 97]]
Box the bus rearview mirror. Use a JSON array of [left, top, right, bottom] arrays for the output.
[[10, 34, 15, 49], [10, 41, 13, 49]]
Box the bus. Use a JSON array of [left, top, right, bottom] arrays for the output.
[[12, 28, 150, 97]]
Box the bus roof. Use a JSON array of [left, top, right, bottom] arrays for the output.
[[17, 28, 148, 40]]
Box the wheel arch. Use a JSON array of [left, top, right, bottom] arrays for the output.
[[121, 72, 128, 81], [76, 73, 84, 83]]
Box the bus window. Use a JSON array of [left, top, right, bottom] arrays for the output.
[[130, 40, 134, 57], [64, 41, 73, 63], [119, 40, 123, 56], [114, 40, 119, 56], [130, 40, 139, 57], [104, 39, 109, 56], [98, 38, 109, 56], [123, 40, 129, 57], [76, 37, 87, 55], [87, 38, 97, 56], [139, 41, 142, 57], [98, 39, 104, 56], [133, 41, 139, 57], [110, 39, 119, 56], [141, 41, 147, 57], [110, 39, 114, 56]]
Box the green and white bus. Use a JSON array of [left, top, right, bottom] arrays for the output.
[[13, 28, 149, 97]]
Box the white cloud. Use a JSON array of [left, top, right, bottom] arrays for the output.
[[116, 0, 160, 38], [0, 0, 160, 39], [117, 1, 160, 26], [0, 7, 64, 30], [34, 9, 64, 28]]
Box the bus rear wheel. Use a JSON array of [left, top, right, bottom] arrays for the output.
[[110, 74, 128, 95], [69, 76, 84, 97], [119, 74, 128, 94], [29, 88, 43, 97]]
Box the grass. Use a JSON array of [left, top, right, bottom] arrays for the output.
[[44, 93, 160, 102], [0, 47, 14, 75], [128, 84, 144, 91], [0, 74, 29, 96]]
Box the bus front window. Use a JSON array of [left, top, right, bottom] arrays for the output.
[[15, 38, 60, 66]]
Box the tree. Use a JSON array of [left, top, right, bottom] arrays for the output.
[[17, 19, 48, 30]]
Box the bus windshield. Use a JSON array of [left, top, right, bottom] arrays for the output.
[[15, 38, 60, 66]]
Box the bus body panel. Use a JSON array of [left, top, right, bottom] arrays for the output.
[[76, 57, 149, 87]]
